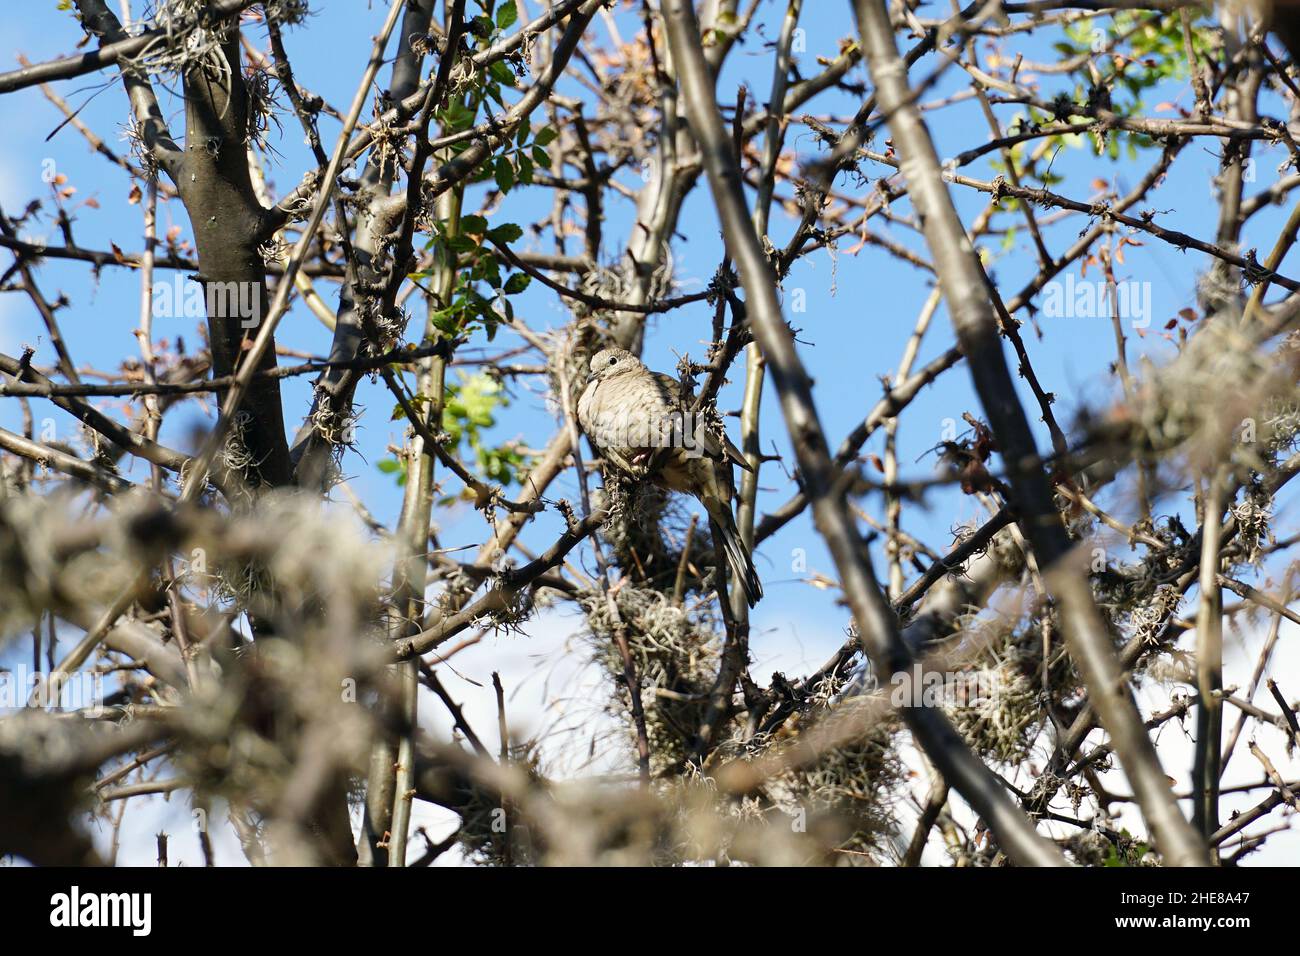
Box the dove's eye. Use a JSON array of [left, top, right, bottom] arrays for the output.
[[608, 357, 617, 366]]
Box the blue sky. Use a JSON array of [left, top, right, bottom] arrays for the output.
[[2, 1, 1298, 865]]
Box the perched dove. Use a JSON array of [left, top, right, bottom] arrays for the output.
[[577, 347, 762, 608]]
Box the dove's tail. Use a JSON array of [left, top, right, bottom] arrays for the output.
[[706, 503, 762, 609]]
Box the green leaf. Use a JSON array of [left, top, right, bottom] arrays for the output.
[[531, 145, 552, 169], [494, 155, 515, 193], [516, 155, 535, 185], [487, 222, 523, 244], [431, 305, 461, 336], [496, 2, 518, 29], [489, 60, 516, 87], [439, 98, 477, 133], [473, 254, 503, 288], [485, 82, 508, 111], [533, 126, 558, 147], [379, 456, 410, 485], [459, 214, 489, 235], [504, 272, 531, 295]]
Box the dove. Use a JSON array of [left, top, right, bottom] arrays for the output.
[[577, 347, 762, 608]]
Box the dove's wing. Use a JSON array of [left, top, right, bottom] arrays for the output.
[[653, 372, 752, 472]]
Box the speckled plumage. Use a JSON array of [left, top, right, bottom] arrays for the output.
[[577, 347, 762, 607]]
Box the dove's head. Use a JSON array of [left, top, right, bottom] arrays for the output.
[[586, 347, 641, 384]]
